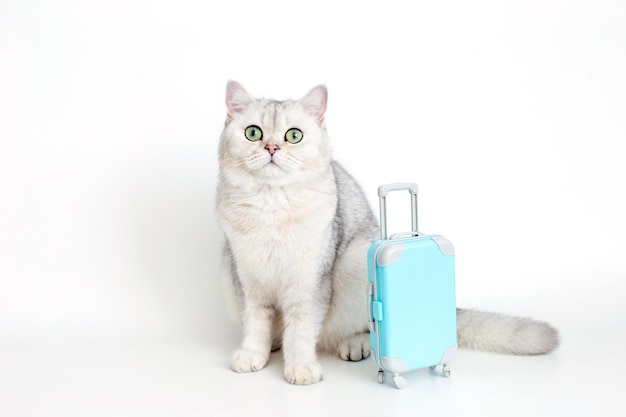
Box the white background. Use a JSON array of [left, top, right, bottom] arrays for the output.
[[1, 1, 625, 416]]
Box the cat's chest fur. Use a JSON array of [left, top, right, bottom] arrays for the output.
[[218, 182, 337, 286]]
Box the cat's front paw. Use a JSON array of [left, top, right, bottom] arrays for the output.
[[230, 349, 269, 373], [284, 361, 323, 385]]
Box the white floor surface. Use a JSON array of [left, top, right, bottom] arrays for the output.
[[1, 323, 624, 417]]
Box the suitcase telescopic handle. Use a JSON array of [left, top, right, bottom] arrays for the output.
[[378, 183, 418, 241]]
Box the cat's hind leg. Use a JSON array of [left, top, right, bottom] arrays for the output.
[[338, 332, 370, 361], [319, 237, 373, 361]]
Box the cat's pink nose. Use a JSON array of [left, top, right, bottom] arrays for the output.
[[265, 144, 279, 155]]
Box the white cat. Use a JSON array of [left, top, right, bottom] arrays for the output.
[[216, 81, 559, 385]]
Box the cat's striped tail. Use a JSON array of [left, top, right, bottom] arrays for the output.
[[456, 309, 559, 355]]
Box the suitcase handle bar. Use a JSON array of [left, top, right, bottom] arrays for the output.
[[378, 183, 419, 198], [378, 183, 418, 241]]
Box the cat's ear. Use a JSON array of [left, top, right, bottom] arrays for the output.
[[225, 81, 252, 121], [298, 85, 328, 125]]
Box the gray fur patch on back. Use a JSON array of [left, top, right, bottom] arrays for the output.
[[315, 162, 378, 300], [330, 161, 379, 257]]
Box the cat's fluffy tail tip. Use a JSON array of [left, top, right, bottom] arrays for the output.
[[515, 319, 560, 355], [457, 309, 560, 356]]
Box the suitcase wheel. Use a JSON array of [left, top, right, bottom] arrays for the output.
[[377, 369, 385, 384], [392, 373, 407, 389], [429, 364, 452, 377]]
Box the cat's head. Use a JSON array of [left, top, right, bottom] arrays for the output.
[[219, 81, 331, 187]]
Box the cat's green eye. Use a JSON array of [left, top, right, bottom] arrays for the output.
[[285, 128, 303, 144], [245, 125, 263, 142]]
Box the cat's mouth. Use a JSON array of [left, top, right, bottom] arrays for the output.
[[260, 156, 283, 173], [246, 152, 298, 178], [265, 161, 282, 172]]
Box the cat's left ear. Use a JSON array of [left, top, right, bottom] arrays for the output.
[[298, 85, 328, 125]]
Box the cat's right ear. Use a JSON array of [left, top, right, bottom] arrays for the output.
[[225, 81, 252, 122]]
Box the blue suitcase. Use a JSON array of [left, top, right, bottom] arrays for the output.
[[367, 183, 457, 388]]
